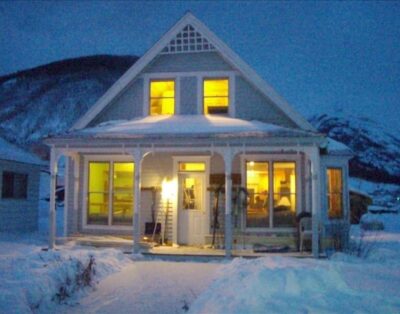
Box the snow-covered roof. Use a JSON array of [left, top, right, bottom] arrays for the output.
[[0, 137, 46, 166], [326, 137, 352, 155], [68, 115, 320, 140]]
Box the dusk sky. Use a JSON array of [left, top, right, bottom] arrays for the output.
[[0, 1, 399, 132]]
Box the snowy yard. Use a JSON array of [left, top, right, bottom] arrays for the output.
[[1, 213, 400, 313]]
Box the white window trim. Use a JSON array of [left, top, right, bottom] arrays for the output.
[[82, 155, 134, 231], [240, 154, 302, 232], [142, 71, 236, 117]]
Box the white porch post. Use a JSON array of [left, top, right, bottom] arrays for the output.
[[223, 149, 233, 257], [309, 146, 321, 258], [49, 148, 60, 249], [132, 150, 144, 254]]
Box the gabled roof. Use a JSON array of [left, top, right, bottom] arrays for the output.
[[0, 137, 47, 166], [72, 12, 315, 132]]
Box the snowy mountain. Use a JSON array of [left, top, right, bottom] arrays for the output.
[[0, 55, 398, 187], [0, 55, 138, 149], [311, 114, 400, 185]]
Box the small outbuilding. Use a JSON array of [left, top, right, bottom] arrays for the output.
[[349, 187, 372, 224], [0, 137, 46, 232]]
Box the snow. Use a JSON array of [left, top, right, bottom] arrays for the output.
[[0, 137, 46, 165], [0, 234, 132, 313], [326, 137, 352, 154], [66, 260, 222, 314], [190, 214, 400, 314], [74, 115, 317, 139], [350, 177, 400, 206]]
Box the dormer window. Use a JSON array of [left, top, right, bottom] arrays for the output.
[[203, 78, 229, 114], [150, 80, 175, 115]]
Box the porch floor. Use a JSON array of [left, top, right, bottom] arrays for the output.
[[58, 235, 313, 258]]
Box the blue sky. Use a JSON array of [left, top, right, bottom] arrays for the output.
[[0, 1, 399, 131]]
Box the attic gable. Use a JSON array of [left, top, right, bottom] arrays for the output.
[[72, 12, 315, 132], [161, 24, 216, 54]]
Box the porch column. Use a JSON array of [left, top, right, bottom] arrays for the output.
[[223, 149, 233, 257], [132, 150, 144, 254], [309, 146, 321, 258], [49, 148, 60, 249]]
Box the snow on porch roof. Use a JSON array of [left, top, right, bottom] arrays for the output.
[[0, 137, 46, 166], [72, 115, 320, 139]]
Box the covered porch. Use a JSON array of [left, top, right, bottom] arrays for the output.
[[46, 115, 325, 257]]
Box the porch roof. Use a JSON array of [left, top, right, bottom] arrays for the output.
[[54, 115, 321, 141]]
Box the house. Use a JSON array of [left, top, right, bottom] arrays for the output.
[[45, 12, 352, 257], [0, 137, 46, 232]]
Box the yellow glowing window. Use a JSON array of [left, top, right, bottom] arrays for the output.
[[150, 80, 175, 115], [203, 78, 229, 114], [327, 168, 343, 219], [87, 161, 135, 226], [179, 162, 206, 172]]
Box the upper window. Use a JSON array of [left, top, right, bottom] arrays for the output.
[[203, 78, 229, 114], [327, 168, 343, 219], [149, 80, 175, 115], [1, 171, 28, 199]]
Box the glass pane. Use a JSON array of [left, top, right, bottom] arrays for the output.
[[327, 168, 343, 218], [273, 162, 296, 228], [179, 162, 205, 172], [150, 81, 175, 98], [112, 162, 134, 225], [88, 162, 110, 225], [246, 162, 269, 228], [204, 79, 229, 97], [88, 193, 109, 225], [182, 176, 203, 210], [204, 97, 229, 114], [150, 81, 175, 115]]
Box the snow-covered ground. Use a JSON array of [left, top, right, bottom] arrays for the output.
[[189, 214, 400, 314], [0, 234, 132, 313]]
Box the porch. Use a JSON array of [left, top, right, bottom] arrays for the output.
[[58, 235, 313, 259], [46, 116, 325, 257]]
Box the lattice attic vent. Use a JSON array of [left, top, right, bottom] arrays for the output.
[[161, 24, 216, 54]]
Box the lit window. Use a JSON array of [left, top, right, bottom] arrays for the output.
[[87, 161, 134, 226], [1, 171, 28, 199], [245, 161, 297, 228], [246, 162, 269, 228], [203, 78, 229, 114], [150, 80, 175, 115], [327, 168, 343, 219], [273, 162, 296, 228], [179, 162, 205, 172]]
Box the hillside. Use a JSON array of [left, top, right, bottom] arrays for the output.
[[311, 114, 400, 184], [0, 55, 138, 148]]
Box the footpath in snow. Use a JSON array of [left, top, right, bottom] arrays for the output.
[[65, 260, 222, 314]]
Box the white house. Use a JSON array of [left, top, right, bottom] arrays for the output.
[[0, 137, 45, 232], [45, 12, 352, 257]]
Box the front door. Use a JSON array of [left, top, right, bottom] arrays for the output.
[[178, 172, 206, 245]]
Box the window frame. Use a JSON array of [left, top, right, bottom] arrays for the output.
[[326, 167, 344, 219], [1, 171, 28, 200], [203, 77, 230, 115], [83, 155, 135, 230], [149, 79, 176, 116], [241, 154, 301, 231]]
